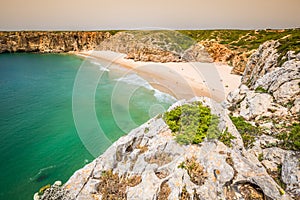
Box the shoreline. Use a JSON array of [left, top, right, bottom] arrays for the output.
[[75, 50, 241, 102]]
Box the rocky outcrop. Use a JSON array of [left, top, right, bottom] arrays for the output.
[[98, 31, 184, 62], [254, 59, 300, 105], [97, 31, 213, 63], [199, 41, 255, 75], [241, 40, 281, 87], [226, 40, 300, 198], [200, 41, 235, 63], [0, 31, 111, 53], [37, 97, 293, 200], [228, 40, 300, 120], [181, 43, 213, 62]]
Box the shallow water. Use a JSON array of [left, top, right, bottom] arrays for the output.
[[0, 53, 175, 200]]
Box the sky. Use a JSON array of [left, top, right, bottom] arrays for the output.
[[0, 0, 299, 30]]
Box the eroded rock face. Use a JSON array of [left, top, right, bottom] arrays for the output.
[[254, 59, 300, 105], [182, 43, 213, 63], [199, 40, 255, 75], [282, 152, 300, 198], [228, 40, 300, 122], [242, 40, 280, 87], [226, 40, 300, 198], [97, 31, 214, 63], [239, 91, 273, 120], [39, 98, 291, 200], [0, 31, 111, 53]]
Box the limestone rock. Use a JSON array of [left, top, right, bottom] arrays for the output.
[[199, 41, 234, 63], [228, 40, 299, 126], [296, 52, 300, 61], [40, 98, 291, 200], [182, 42, 213, 62], [242, 40, 280, 87], [282, 152, 300, 198], [0, 31, 111, 53], [291, 98, 300, 115], [227, 84, 249, 104], [54, 181, 62, 187], [239, 91, 273, 120], [254, 59, 300, 105], [98, 31, 214, 63]]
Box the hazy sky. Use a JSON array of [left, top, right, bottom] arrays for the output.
[[1, 0, 299, 30]]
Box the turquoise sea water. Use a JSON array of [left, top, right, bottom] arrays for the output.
[[0, 53, 175, 200]]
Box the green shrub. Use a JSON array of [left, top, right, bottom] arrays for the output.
[[258, 153, 264, 162], [276, 123, 300, 151], [255, 86, 268, 93], [164, 102, 220, 145], [230, 116, 260, 148], [144, 127, 149, 133], [218, 128, 236, 147]]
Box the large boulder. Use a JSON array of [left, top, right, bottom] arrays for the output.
[[254, 59, 300, 105], [239, 91, 273, 120]]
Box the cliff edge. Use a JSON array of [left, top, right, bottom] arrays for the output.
[[0, 31, 111, 53]]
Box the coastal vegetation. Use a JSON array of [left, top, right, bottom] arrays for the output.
[[121, 30, 196, 52], [255, 86, 268, 93], [218, 128, 236, 148], [98, 170, 142, 200], [229, 116, 261, 148], [178, 156, 208, 186], [163, 102, 220, 145], [178, 29, 300, 53], [179, 29, 300, 69], [276, 123, 300, 151]]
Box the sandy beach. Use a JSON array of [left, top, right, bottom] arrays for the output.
[[76, 50, 241, 102]]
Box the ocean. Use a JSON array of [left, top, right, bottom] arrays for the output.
[[0, 53, 175, 200]]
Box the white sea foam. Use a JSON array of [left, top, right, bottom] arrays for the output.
[[154, 89, 177, 103], [115, 73, 152, 90], [90, 60, 110, 71], [116, 73, 177, 103]]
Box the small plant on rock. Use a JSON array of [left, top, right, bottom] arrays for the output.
[[179, 156, 208, 186], [98, 170, 142, 199], [230, 116, 260, 148], [218, 128, 236, 147], [255, 86, 268, 93], [276, 123, 300, 151]]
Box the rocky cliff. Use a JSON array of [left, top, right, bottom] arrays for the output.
[[0, 31, 111, 53], [226, 40, 300, 198], [1, 30, 298, 77], [97, 31, 213, 63], [0, 30, 213, 63], [228, 40, 300, 120], [35, 40, 300, 200], [37, 98, 294, 200]]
